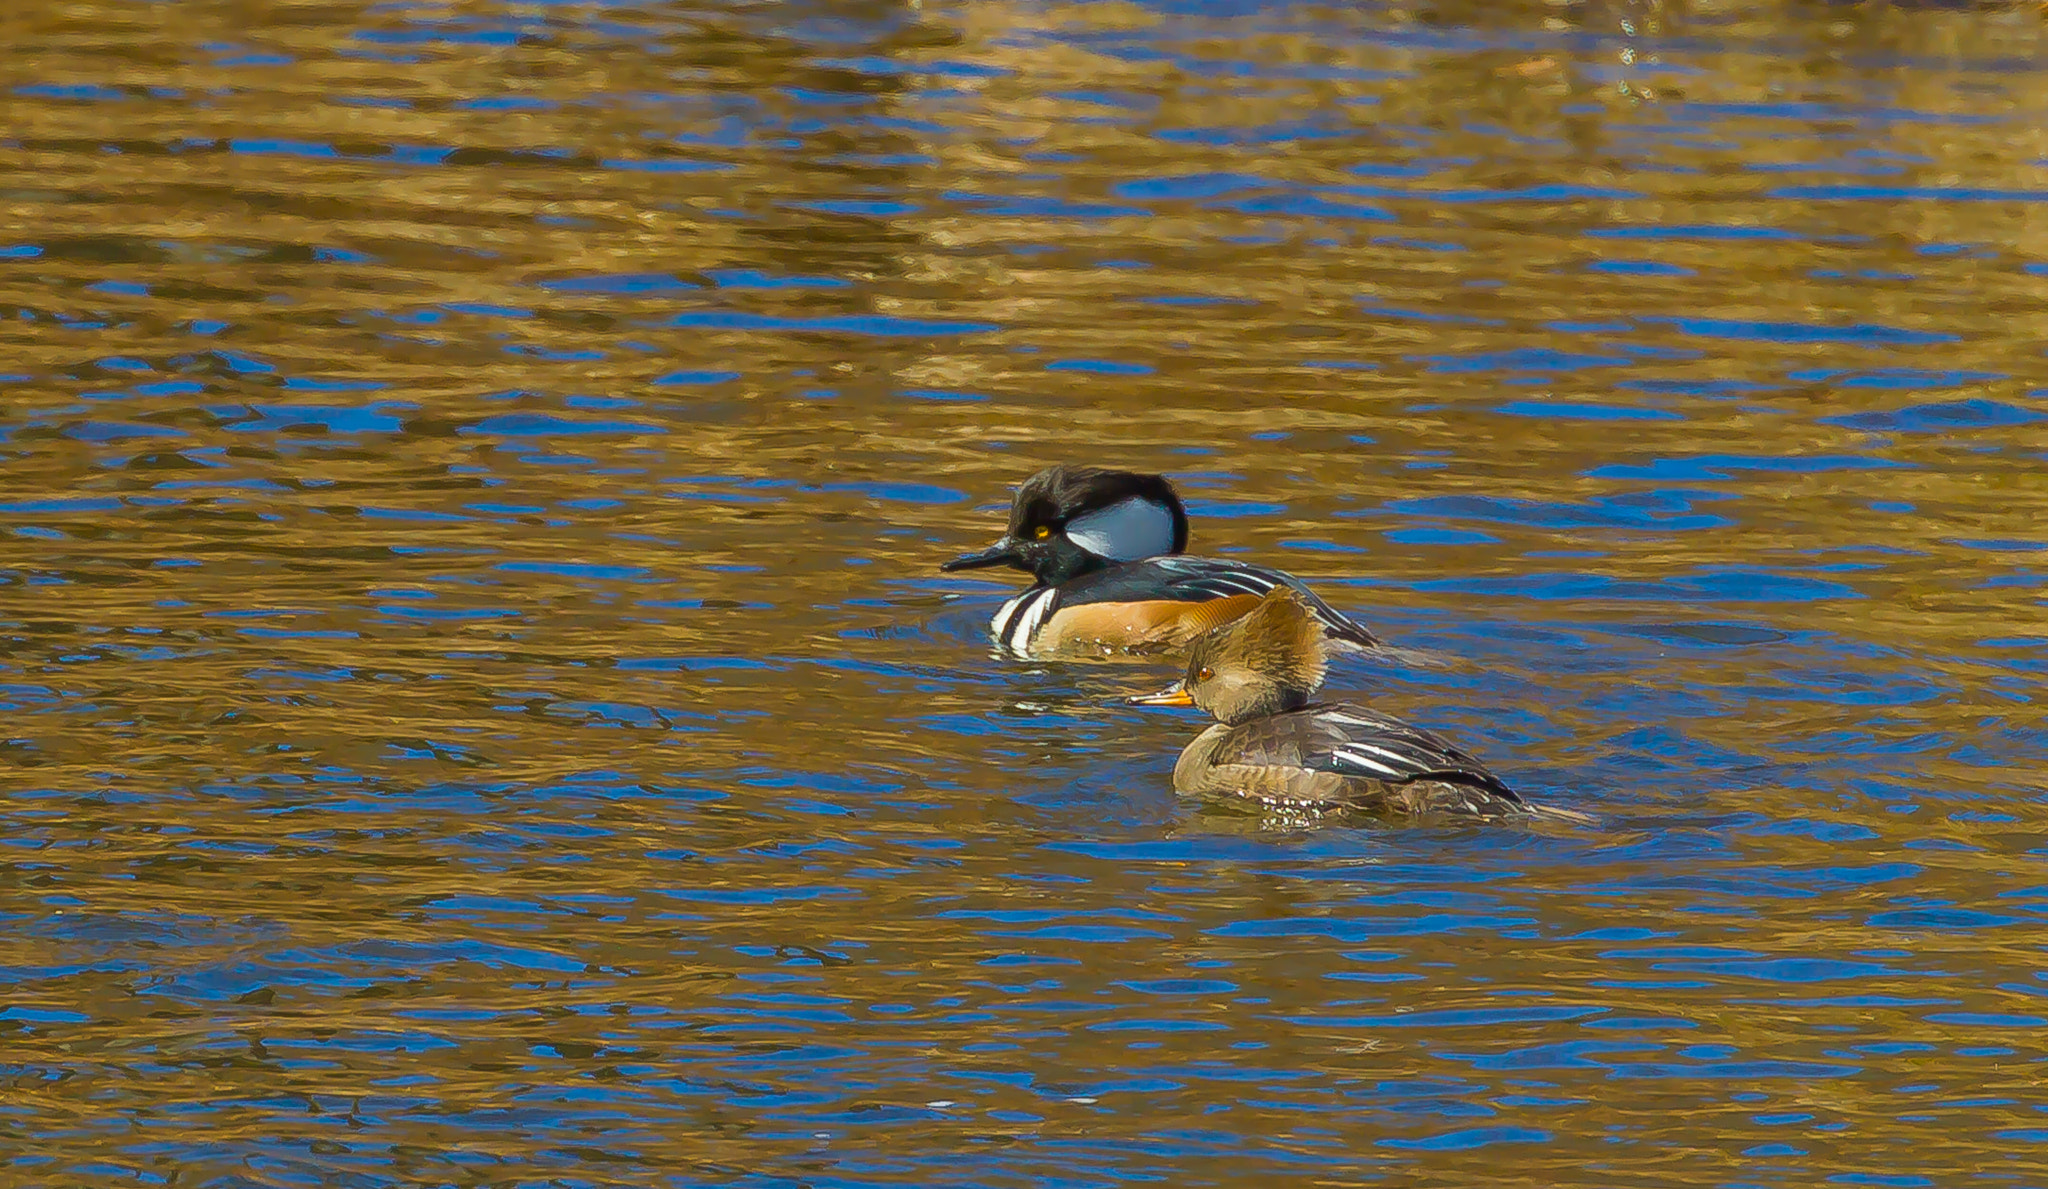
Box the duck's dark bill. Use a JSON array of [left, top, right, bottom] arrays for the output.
[[940, 539, 1023, 572], [1127, 684, 1194, 707]]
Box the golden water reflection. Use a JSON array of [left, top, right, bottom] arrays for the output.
[[1, 0, 2046, 1183]]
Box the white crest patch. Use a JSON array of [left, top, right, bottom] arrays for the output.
[[1065, 497, 1177, 562]]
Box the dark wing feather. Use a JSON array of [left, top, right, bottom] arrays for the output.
[[1061, 556, 1380, 647], [1208, 703, 1524, 814]]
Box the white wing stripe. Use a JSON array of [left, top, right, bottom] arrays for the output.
[[1194, 576, 1271, 597], [1322, 709, 1380, 728], [1340, 740, 1419, 769], [1333, 748, 1406, 778]]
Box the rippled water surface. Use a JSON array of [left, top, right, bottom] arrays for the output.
[[8, 1, 2048, 1183]]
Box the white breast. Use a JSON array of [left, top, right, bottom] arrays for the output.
[[991, 587, 1059, 655]]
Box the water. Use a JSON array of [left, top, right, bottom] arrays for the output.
[[5, 0, 2048, 1183]]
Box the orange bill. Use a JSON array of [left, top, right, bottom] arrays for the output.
[[1126, 682, 1195, 707]]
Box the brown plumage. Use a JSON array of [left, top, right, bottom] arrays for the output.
[[1027, 593, 1263, 656], [1131, 589, 1580, 821]]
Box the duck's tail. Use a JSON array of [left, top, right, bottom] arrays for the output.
[[1525, 802, 1599, 827], [1315, 612, 1383, 652]]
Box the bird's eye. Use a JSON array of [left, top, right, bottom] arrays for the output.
[[1033, 525, 1052, 540], [1197, 666, 1214, 682]]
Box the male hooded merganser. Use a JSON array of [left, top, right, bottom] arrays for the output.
[[940, 465, 1380, 659], [1129, 588, 1561, 819]]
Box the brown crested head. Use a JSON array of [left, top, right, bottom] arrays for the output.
[[1181, 587, 1329, 725]]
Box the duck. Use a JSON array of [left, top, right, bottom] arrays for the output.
[[940, 464, 1380, 659], [1129, 587, 1573, 820]]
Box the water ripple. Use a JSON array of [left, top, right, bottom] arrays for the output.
[[2, 1, 2047, 1185]]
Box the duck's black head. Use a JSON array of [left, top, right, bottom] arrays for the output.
[[940, 465, 1188, 585]]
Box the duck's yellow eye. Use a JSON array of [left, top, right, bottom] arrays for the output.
[[1033, 525, 1052, 540]]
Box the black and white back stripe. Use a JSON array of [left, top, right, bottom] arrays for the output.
[[1331, 740, 1421, 780], [1153, 562, 1365, 640], [990, 586, 1060, 655], [1172, 572, 1282, 601], [1317, 709, 1508, 793]]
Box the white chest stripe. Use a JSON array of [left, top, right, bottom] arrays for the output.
[[993, 587, 1058, 654], [991, 591, 1030, 642], [1012, 588, 1057, 651], [1066, 497, 1177, 562]]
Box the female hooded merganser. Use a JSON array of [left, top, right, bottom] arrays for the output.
[[1129, 588, 1558, 819], [940, 465, 1380, 659]]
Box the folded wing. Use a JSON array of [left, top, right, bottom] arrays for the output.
[[1067, 556, 1380, 649], [1210, 703, 1524, 812]]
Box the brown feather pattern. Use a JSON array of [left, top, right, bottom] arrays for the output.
[[1150, 588, 1567, 821]]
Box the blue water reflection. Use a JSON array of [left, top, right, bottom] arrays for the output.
[[3, 0, 2048, 1185]]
